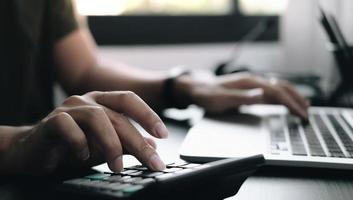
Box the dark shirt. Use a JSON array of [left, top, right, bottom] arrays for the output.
[[0, 0, 78, 125]]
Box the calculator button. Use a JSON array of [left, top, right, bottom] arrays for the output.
[[120, 170, 138, 175], [162, 168, 182, 173], [85, 173, 111, 180], [194, 164, 210, 169], [175, 169, 193, 174], [125, 165, 149, 171], [123, 177, 144, 184], [109, 183, 133, 191], [122, 185, 144, 195], [109, 191, 124, 198], [135, 178, 155, 186], [104, 182, 124, 190], [104, 175, 123, 182], [81, 180, 109, 189], [155, 173, 175, 181], [64, 178, 91, 186], [129, 171, 145, 176], [119, 176, 132, 181], [141, 171, 164, 178], [166, 162, 188, 168], [180, 163, 201, 168]]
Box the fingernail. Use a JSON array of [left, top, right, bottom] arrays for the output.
[[149, 153, 165, 171], [79, 147, 90, 161], [109, 156, 123, 172], [154, 122, 169, 138]]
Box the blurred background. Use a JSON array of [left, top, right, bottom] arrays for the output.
[[57, 0, 353, 104]]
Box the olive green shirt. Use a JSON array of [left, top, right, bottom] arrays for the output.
[[0, 0, 78, 125]]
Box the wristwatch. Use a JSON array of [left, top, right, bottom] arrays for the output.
[[162, 67, 190, 109]]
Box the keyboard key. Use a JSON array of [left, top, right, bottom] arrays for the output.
[[335, 115, 353, 157], [313, 114, 345, 157], [135, 178, 155, 186], [166, 162, 188, 168], [125, 165, 149, 171], [288, 123, 307, 156], [119, 176, 132, 181], [109, 191, 124, 198], [123, 177, 144, 184], [129, 171, 145, 176], [162, 168, 182, 173], [302, 123, 326, 157], [141, 171, 164, 178], [85, 173, 111, 180], [180, 163, 201, 168], [175, 169, 193, 174], [104, 175, 123, 182], [64, 178, 91, 186], [80, 180, 110, 190], [155, 173, 175, 181], [109, 183, 132, 191], [103, 182, 124, 190], [122, 185, 144, 196], [120, 170, 138, 175]]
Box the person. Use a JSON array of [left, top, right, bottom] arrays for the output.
[[0, 0, 309, 176]]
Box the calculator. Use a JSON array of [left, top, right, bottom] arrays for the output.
[[58, 155, 264, 200]]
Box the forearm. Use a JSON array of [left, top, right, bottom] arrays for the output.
[[74, 65, 166, 110], [54, 29, 194, 111], [0, 126, 31, 175]]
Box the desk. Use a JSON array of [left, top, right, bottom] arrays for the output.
[[156, 122, 353, 200], [1, 121, 353, 200]]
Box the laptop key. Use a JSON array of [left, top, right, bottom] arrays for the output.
[[313, 115, 345, 157], [333, 114, 353, 157], [288, 124, 307, 156], [303, 123, 326, 157]]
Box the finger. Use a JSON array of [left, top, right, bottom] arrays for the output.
[[223, 76, 308, 118], [266, 87, 308, 119], [225, 88, 265, 107], [280, 82, 310, 108], [64, 106, 124, 172], [144, 137, 157, 149], [92, 91, 169, 139], [104, 108, 165, 171], [44, 112, 90, 161]]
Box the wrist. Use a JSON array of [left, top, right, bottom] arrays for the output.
[[173, 74, 195, 108], [0, 126, 33, 175], [162, 68, 193, 109]]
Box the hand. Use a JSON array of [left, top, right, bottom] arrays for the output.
[[10, 91, 168, 175], [177, 73, 309, 118]]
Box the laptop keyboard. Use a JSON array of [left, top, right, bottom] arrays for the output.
[[269, 110, 353, 158]]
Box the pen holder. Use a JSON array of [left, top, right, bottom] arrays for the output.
[[326, 43, 353, 84]]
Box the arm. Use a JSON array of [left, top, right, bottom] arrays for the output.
[[53, 27, 178, 111], [53, 17, 308, 118]]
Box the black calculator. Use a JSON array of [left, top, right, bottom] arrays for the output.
[[58, 155, 264, 200]]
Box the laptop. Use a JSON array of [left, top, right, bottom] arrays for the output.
[[179, 8, 353, 169]]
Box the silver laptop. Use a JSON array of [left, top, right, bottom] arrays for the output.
[[179, 105, 353, 169], [180, 7, 353, 169]]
